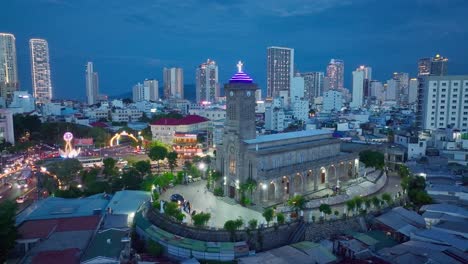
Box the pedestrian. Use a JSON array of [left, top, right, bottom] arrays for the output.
[[188, 202, 191, 213]]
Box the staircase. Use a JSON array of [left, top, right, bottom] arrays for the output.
[[288, 220, 307, 244]]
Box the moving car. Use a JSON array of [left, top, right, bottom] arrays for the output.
[[170, 194, 185, 205], [16, 195, 25, 204]]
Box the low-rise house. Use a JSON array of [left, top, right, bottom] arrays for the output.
[[374, 207, 426, 242]]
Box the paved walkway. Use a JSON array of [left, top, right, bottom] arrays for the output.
[[160, 181, 265, 228]]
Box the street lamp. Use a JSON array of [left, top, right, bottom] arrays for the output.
[[199, 162, 206, 179]]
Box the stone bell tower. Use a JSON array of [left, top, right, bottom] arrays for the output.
[[216, 61, 257, 198]]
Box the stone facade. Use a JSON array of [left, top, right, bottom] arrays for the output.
[[216, 65, 359, 205]]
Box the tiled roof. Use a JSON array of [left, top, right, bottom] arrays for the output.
[[18, 216, 100, 240], [89, 122, 109, 128], [151, 115, 209, 126], [32, 248, 80, 264]]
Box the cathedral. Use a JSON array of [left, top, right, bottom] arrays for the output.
[[216, 62, 359, 205]]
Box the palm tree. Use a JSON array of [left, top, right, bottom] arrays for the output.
[[287, 195, 306, 214]]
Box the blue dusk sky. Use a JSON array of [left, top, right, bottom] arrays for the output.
[[2, 0, 468, 100]]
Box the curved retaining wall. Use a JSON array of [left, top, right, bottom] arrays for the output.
[[146, 209, 300, 251]]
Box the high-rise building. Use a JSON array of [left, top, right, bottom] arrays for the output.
[[196, 59, 219, 103], [385, 79, 399, 101], [163, 67, 184, 99], [408, 78, 418, 104], [370, 80, 385, 102], [419, 75, 468, 130], [430, 54, 448, 76], [392, 72, 409, 105], [418, 58, 431, 77], [267, 46, 294, 98], [300, 72, 324, 102], [0, 33, 19, 104], [323, 90, 343, 113], [326, 59, 344, 91], [351, 66, 371, 108], [85, 62, 99, 105], [132, 83, 145, 102], [133, 79, 159, 102], [144, 79, 159, 101], [290, 76, 304, 103], [29, 38, 53, 104]]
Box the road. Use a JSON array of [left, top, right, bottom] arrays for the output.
[[0, 169, 38, 213]]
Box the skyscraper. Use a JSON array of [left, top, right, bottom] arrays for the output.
[[196, 59, 219, 103], [133, 79, 159, 102], [163, 67, 183, 99], [326, 59, 344, 91], [418, 57, 431, 76], [430, 54, 448, 76], [300, 72, 324, 102], [351, 66, 371, 108], [144, 79, 159, 101], [266, 46, 294, 98], [392, 72, 409, 105], [29, 38, 53, 104], [85, 62, 99, 105], [0, 33, 19, 104], [408, 78, 418, 104]]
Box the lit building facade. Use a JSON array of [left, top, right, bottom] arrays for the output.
[[145, 79, 159, 101], [267, 46, 294, 98], [323, 90, 343, 112], [196, 59, 219, 103], [430, 54, 448, 76], [0, 109, 14, 145], [326, 59, 344, 91], [418, 57, 431, 76], [300, 71, 324, 102], [163, 67, 184, 99], [419, 75, 468, 131], [132, 79, 159, 102], [216, 62, 359, 204], [0, 33, 19, 104], [29, 38, 53, 104], [85, 62, 99, 105], [351, 66, 371, 108]]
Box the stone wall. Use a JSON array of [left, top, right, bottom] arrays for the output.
[[146, 209, 300, 251], [304, 217, 364, 241]]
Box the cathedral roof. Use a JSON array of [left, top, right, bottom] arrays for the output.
[[229, 61, 253, 84]]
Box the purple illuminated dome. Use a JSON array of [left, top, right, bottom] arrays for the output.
[[229, 61, 253, 83], [63, 132, 73, 141]]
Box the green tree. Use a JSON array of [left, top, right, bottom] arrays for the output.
[[346, 199, 356, 215], [47, 158, 83, 187], [372, 196, 381, 209], [334, 210, 340, 217], [381, 193, 392, 205], [359, 150, 385, 169], [262, 208, 275, 226], [364, 198, 371, 210], [134, 160, 151, 176], [164, 202, 185, 222], [354, 196, 363, 211], [319, 204, 332, 218], [103, 157, 117, 177], [54, 186, 83, 198], [276, 213, 285, 224], [288, 195, 307, 213], [0, 201, 17, 263], [148, 145, 168, 173], [167, 151, 178, 173], [248, 219, 258, 230]]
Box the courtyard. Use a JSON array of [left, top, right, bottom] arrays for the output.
[[160, 180, 265, 228]]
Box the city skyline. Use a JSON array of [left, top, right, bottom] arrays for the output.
[[2, 0, 468, 100]]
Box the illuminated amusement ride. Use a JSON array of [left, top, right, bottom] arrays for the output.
[[59, 132, 81, 158]]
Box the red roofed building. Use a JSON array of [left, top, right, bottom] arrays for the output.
[[150, 115, 210, 144], [150, 115, 210, 158]]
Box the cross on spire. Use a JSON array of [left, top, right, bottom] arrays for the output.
[[237, 61, 243, 73]]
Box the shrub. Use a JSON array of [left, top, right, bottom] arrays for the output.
[[248, 219, 258, 230], [262, 208, 275, 225], [276, 213, 285, 224], [214, 187, 224, 197], [192, 212, 211, 227], [164, 202, 185, 222]]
